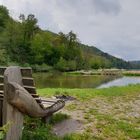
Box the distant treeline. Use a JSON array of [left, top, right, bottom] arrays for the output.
[[0, 5, 138, 71]]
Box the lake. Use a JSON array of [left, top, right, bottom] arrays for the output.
[[97, 76, 140, 88], [33, 73, 140, 89]]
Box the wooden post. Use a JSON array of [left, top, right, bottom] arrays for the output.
[[0, 100, 2, 126], [0, 67, 5, 127], [3, 66, 24, 140]]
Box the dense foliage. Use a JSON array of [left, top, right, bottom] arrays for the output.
[[0, 5, 137, 71]]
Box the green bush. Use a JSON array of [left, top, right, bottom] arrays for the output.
[[55, 57, 77, 71], [32, 63, 53, 72]]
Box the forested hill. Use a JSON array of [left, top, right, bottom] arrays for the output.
[[130, 61, 140, 65], [129, 61, 140, 69], [0, 5, 136, 71]]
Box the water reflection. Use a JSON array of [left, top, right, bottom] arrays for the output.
[[33, 72, 116, 88], [97, 76, 140, 88], [33, 73, 140, 89]]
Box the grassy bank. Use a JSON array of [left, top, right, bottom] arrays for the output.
[[67, 70, 140, 77], [23, 84, 140, 140], [66, 69, 122, 76], [123, 71, 140, 76], [37, 84, 140, 100]]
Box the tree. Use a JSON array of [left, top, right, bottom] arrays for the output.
[[55, 57, 77, 71], [0, 5, 9, 31], [2, 14, 39, 64], [19, 14, 39, 42], [0, 49, 7, 65]]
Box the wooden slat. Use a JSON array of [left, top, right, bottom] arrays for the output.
[[0, 67, 6, 75], [0, 76, 4, 83], [42, 103, 55, 108], [22, 77, 35, 86], [41, 99, 60, 108], [42, 102, 54, 106], [0, 84, 4, 90], [0, 90, 4, 94], [0, 100, 3, 126], [0, 94, 3, 97], [41, 99, 57, 103], [21, 68, 32, 77], [23, 86, 36, 94]]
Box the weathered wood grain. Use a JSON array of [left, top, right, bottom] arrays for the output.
[[0, 84, 4, 90], [1, 66, 65, 140], [0, 90, 4, 94], [0, 76, 4, 83], [21, 68, 32, 77], [3, 66, 24, 140], [0, 94, 3, 97], [7, 82, 65, 117], [23, 86, 36, 94], [22, 77, 35, 86], [0, 100, 2, 126]]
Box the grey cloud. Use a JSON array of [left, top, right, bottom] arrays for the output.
[[92, 0, 121, 15], [0, 0, 140, 60]]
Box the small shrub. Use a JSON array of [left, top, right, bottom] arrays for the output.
[[0, 123, 11, 140], [22, 117, 59, 140], [0, 131, 4, 140]]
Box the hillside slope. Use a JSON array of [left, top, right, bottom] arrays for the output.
[[0, 5, 135, 70]]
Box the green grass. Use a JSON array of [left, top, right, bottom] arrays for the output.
[[84, 108, 140, 139], [37, 84, 140, 101], [22, 84, 140, 140], [123, 71, 140, 76], [63, 133, 103, 140], [22, 113, 69, 140], [49, 113, 70, 125], [123, 73, 140, 76], [22, 115, 98, 140], [66, 104, 77, 111], [22, 117, 59, 140], [0, 131, 4, 140]]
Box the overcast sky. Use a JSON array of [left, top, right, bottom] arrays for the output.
[[0, 0, 140, 61]]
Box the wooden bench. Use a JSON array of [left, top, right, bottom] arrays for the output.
[[0, 66, 65, 140]]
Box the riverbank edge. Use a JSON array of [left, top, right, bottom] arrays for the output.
[[33, 69, 140, 77], [37, 84, 140, 100]]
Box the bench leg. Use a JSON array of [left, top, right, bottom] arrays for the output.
[[42, 114, 53, 123]]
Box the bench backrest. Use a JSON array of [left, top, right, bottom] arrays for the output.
[[0, 67, 43, 126]]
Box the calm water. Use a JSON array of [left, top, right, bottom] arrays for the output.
[[33, 73, 140, 89], [97, 76, 140, 88], [33, 73, 116, 88]]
